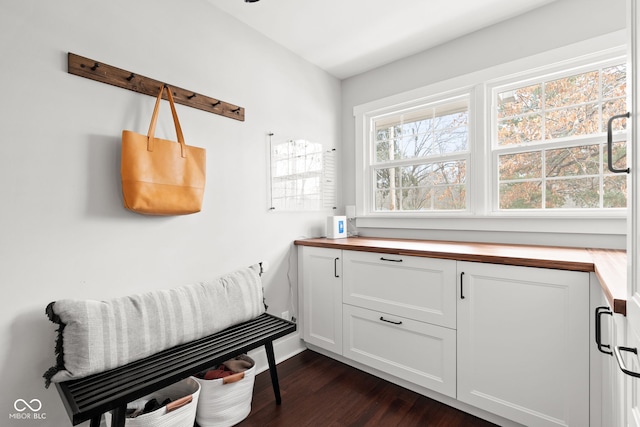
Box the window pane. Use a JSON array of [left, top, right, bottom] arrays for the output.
[[397, 124, 434, 159], [499, 152, 542, 180], [545, 145, 599, 178], [375, 129, 391, 162], [376, 167, 400, 190], [375, 162, 466, 211], [374, 98, 469, 163], [497, 115, 542, 145], [375, 189, 394, 211], [401, 187, 430, 210], [545, 103, 599, 139], [546, 177, 600, 208], [603, 98, 628, 131], [499, 181, 542, 209], [497, 84, 542, 119], [434, 185, 466, 210], [545, 71, 599, 108], [434, 111, 468, 154], [375, 167, 400, 211], [604, 175, 627, 208], [602, 65, 626, 99], [402, 162, 466, 187]]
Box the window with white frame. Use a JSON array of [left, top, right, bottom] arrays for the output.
[[492, 60, 627, 211], [356, 46, 628, 224], [370, 95, 470, 212]]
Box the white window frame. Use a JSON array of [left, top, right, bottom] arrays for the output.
[[487, 56, 628, 216], [353, 31, 627, 235], [366, 92, 473, 214]]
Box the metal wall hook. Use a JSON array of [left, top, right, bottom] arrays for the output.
[[231, 107, 241, 114], [126, 73, 135, 81], [211, 101, 221, 107], [188, 93, 197, 99], [90, 62, 99, 71]]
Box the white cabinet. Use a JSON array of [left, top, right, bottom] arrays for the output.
[[342, 251, 457, 328], [342, 252, 457, 397], [456, 261, 589, 427], [343, 304, 457, 397], [623, 327, 640, 427], [298, 246, 343, 354], [298, 247, 592, 426]]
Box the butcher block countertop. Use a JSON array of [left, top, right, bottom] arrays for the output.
[[294, 237, 627, 315]]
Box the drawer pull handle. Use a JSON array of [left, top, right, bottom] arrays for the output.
[[380, 257, 402, 262], [595, 306, 613, 355], [380, 316, 402, 325], [334, 257, 340, 278], [614, 345, 640, 378], [460, 272, 465, 299]]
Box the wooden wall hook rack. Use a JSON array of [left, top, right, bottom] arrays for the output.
[[67, 53, 245, 122]]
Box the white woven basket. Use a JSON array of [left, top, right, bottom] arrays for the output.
[[105, 377, 200, 427], [194, 358, 256, 427]]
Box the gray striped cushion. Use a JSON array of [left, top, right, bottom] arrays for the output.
[[44, 264, 265, 385]]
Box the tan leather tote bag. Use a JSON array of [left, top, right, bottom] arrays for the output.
[[121, 85, 206, 215]]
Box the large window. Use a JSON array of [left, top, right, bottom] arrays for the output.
[[371, 96, 470, 212], [493, 61, 627, 211], [356, 45, 627, 226]]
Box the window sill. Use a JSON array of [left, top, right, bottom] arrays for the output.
[[355, 215, 627, 236]]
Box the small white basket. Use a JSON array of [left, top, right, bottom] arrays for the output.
[[105, 377, 200, 427], [194, 356, 256, 427]]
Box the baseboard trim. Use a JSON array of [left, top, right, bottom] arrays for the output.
[[248, 331, 306, 374]]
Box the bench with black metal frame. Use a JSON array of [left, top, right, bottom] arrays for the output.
[[53, 313, 296, 427]]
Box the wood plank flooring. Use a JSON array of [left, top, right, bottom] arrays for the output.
[[237, 350, 497, 427]]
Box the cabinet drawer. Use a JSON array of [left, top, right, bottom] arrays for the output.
[[343, 251, 456, 328], [343, 304, 456, 398]]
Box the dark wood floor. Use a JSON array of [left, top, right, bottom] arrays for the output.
[[238, 350, 497, 427]]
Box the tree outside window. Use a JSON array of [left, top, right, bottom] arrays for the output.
[[372, 98, 470, 212], [495, 63, 627, 211]]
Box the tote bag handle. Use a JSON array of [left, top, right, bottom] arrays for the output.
[[147, 84, 186, 158]]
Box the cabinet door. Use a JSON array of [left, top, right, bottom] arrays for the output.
[[343, 304, 456, 398], [457, 261, 589, 427], [611, 312, 628, 427], [342, 251, 456, 328], [299, 246, 343, 354]]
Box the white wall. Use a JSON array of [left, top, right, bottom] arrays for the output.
[[341, 0, 628, 248], [0, 1, 339, 425]]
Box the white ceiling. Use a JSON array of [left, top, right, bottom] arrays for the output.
[[206, 0, 559, 79]]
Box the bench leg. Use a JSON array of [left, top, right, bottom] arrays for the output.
[[89, 416, 101, 427], [264, 341, 282, 404], [110, 406, 126, 427]]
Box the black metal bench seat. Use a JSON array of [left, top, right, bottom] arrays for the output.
[[54, 313, 296, 427]]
